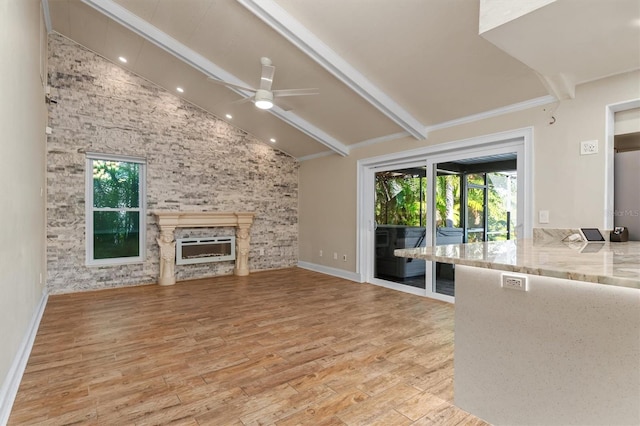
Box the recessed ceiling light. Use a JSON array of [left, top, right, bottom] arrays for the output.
[[225, 114, 233, 119], [270, 138, 276, 143], [118, 56, 127, 63], [176, 87, 184, 93]]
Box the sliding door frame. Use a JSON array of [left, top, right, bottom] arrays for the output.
[[366, 159, 430, 297], [357, 127, 533, 302]]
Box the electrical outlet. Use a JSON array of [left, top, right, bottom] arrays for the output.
[[580, 140, 598, 155], [502, 274, 527, 291], [342, 254, 347, 262], [319, 250, 323, 257], [259, 248, 264, 255], [333, 252, 338, 260]]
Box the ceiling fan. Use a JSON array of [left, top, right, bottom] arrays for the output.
[[207, 57, 319, 110]]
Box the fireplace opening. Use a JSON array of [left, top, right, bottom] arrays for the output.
[[176, 237, 236, 265]]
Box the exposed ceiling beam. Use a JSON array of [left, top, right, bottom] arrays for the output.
[[80, 0, 350, 156], [237, 0, 428, 141]]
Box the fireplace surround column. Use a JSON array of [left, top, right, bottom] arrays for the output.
[[154, 211, 256, 286], [157, 227, 177, 286], [234, 224, 251, 276]]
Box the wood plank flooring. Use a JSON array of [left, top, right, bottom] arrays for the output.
[[9, 268, 489, 425]]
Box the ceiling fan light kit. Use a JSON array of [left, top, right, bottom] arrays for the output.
[[254, 89, 274, 110]]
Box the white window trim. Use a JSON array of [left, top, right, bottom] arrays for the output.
[[604, 98, 640, 230], [85, 152, 147, 266]]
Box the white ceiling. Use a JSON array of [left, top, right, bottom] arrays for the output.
[[45, 0, 640, 160]]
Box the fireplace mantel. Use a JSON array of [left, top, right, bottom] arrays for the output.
[[154, 211, 255, 285]]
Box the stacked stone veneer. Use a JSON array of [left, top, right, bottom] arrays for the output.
[[46, 34, 298, 294]]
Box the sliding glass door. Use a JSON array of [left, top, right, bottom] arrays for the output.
[[359, 128, 531, 303], [373, 166, 427, 291], [433, 155, 518, 297], [433, 171, 462, 296]]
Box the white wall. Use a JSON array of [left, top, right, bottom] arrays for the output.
[[0, 0, 48, 417], [615, 107, 640, 135]]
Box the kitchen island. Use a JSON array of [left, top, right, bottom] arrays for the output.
[[396, 239, 640, 426]]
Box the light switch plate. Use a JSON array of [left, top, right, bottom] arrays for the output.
[[539, 210, 549, 224]]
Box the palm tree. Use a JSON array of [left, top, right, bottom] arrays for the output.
[[436, 174, 460, 228], [375, 172, 426, 226]]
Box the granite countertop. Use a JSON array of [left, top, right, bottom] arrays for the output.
[[394, 239, 640, 289]]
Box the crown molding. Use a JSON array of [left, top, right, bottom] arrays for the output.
[[300, 95, 557, 160], [237, 0, 427, 141], [426, 95, 556, 133], [80, 0, 349, 157]]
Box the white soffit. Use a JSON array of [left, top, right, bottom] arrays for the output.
[[479, 0, 557, 34], [480, 0, 640, 100], [236, 0, 428, 141], [80, 0, 350, 156]]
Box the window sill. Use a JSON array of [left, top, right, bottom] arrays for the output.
[[86, 257, 145, 267]]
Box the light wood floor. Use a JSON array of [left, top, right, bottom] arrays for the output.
[[9, 268, 489, 425]]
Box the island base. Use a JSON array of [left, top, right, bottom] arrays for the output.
[[454, 265, 640, 425]]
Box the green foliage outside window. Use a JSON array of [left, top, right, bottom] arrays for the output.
[[375, 172, 426, 226], [486, 172, 517, 241], [435, 174, 461, 228], [92, 160, 141, 260], [375, 169, 516, 242]]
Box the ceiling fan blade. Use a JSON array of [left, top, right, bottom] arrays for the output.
[[207, 77, 256, 93], [259, 64, 275, 90], [275, 99, 294, 111], [231, 95, 255, 105], [272, 88, 320, 98]]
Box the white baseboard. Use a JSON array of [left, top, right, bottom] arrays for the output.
[[0, 290, 48, 426], [297, 261, 363, 283]]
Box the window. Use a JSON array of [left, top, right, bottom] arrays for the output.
[[86, 153, 146, 265]]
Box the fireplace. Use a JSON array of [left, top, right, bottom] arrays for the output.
[[154, 211, 255, 285], [176, 236, 236, 265]]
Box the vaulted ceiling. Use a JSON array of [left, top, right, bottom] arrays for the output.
[[45, 0, 640, 159]]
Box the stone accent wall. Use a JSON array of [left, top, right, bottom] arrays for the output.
[[46, 34, 298, 294]]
